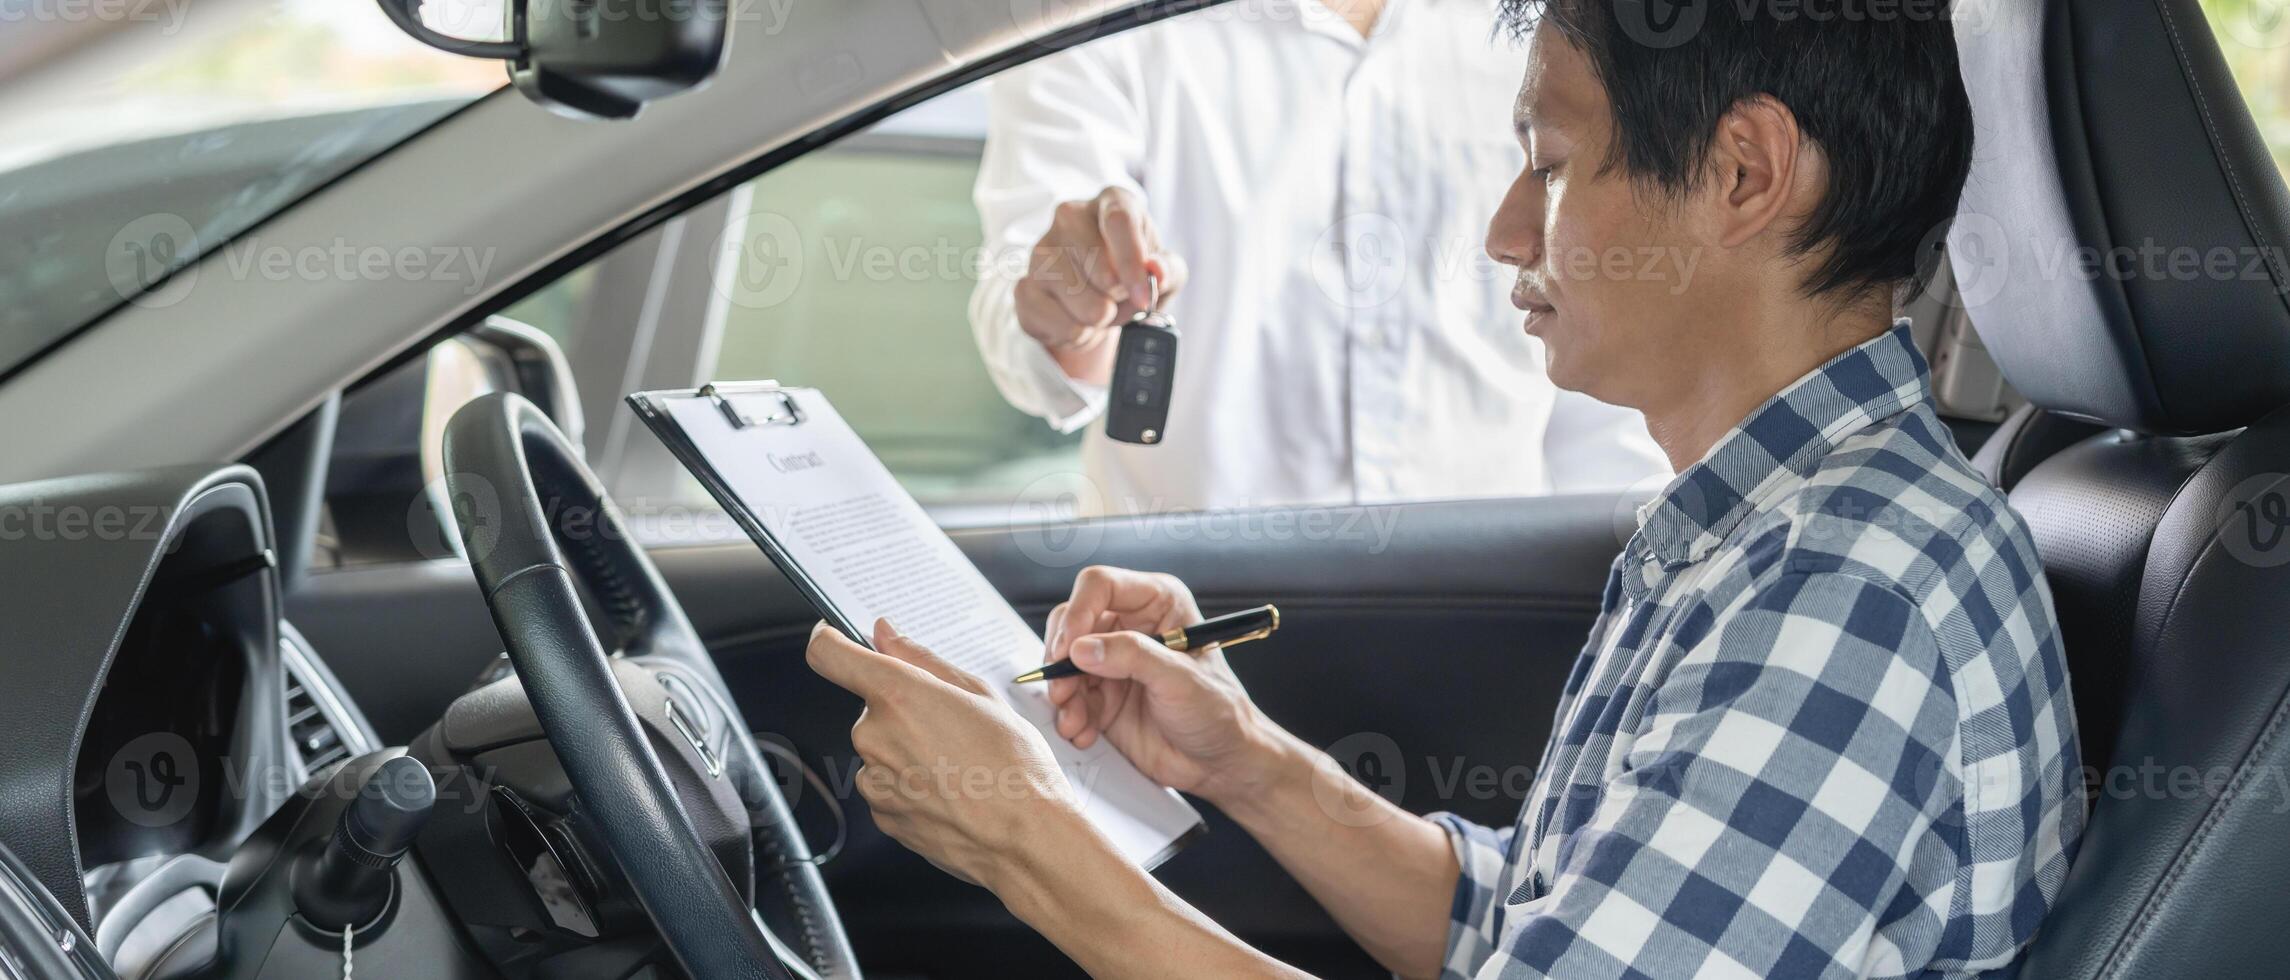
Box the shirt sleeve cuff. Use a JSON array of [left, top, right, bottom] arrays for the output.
[[1425, 812, 1514, 979], [1013, 339, 1108, 434], [968, 274, 1109, 432]]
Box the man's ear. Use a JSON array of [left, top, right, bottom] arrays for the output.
[[1710, 95, 1807, 249]]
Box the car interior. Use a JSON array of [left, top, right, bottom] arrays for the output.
[[0, 0, 2286, 977]]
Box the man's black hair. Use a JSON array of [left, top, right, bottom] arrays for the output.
[[1501, 0, 1974, 301]]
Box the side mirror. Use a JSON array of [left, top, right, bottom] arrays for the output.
[[374, 0, 728, 120], [459, 317, 588, 448], [416, 317, 586, 558], [422, 317, 585, 465], [318, 320, 587, 567]]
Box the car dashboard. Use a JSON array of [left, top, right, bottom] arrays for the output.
[[0, 463, 380, 980]]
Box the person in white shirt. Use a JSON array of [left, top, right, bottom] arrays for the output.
[[967, 0, 1667, 515]]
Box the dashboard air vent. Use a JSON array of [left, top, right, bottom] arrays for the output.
[[284, 670, 352, 776]]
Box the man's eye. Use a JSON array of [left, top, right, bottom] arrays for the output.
[[1529, 165, 1555, 183]]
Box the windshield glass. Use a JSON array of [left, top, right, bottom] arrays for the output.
[[0, 0, 503, 374]]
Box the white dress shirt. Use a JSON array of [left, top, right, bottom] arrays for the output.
[[968, 0, 1667, 514]]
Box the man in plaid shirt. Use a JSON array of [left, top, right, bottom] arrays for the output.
[[802, 0, 2083, 976], [1428, 317, 2081, 976]]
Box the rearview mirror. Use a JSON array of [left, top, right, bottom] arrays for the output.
[[375, 0, 729, 120]]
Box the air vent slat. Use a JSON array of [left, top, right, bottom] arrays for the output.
[[283, 669, 354, 778]]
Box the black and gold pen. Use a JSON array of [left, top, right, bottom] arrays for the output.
[[1013, 604, 1281, 683]]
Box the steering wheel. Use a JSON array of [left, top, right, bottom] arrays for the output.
[[440, 392, 859, 980], [0, 842, 104, 979]]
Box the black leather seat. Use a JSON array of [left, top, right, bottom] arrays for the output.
[[1968, 405, 2105, 492], [1954, 0, 2290, 974]]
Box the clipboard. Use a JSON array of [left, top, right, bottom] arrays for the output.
[[626, 382, 869, 646], [625, 380, 1207, 870]]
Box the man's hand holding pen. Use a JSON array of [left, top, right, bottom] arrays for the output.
[[1037, 567, 1301, 810]]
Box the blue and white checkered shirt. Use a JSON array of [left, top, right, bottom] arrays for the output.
[[1432, 323, 2083, 979]]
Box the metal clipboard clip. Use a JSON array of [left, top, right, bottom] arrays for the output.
[[700, 381, 806, 430]]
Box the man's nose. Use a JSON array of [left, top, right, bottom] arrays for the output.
[[1485, 172, 1544, 269]]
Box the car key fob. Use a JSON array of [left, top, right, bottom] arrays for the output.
[[1106, 308, 1178, 445]]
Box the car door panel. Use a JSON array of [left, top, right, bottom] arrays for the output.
[[292, 493, 1630, 978]]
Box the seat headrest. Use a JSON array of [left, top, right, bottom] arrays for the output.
[[1952, 0, 2290, 435]]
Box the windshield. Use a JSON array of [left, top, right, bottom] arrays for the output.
[[0, 0, 503, 375]]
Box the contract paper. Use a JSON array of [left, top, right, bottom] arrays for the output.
[[644, 386, 1203, 869]]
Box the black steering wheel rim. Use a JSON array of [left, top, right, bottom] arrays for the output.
[[440, 392, 856, 980], [0, 842, 104, 979]]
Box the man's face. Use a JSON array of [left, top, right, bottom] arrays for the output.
[[1486, 30, 1718, 410]]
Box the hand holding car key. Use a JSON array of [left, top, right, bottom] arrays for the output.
[[1106, 273, 1179, 445], [1011, 186, 1185, 443]]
